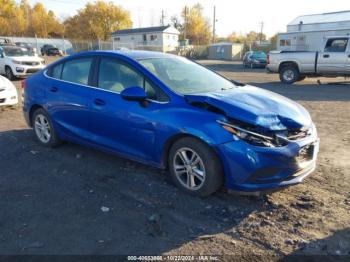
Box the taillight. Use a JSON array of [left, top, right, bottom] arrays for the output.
[[21, 79, 26, 89], [267, 54, 270, 64]]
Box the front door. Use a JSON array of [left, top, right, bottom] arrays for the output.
[[318, 38, 349, 75], [88, 57, 167, 162]]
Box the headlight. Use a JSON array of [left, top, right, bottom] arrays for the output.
[[218, 120, 286, 147], [12, 60, 22, 65]]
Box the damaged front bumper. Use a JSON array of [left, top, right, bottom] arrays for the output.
[[215, 128, 319, 192]]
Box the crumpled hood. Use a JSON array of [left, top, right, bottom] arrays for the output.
[[185, 85, 312, 130]]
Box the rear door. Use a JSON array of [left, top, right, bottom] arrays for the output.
[[317, 38, 349, 75], [45, 57, 94, 141]]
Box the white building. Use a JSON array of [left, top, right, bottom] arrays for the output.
[[111, 25, 180, 52], [277, 10, 350, 51]]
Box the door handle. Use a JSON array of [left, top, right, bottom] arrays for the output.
[[49, 86, 58, 92], [94, 99, 106, 106], [323, 54, 330, 58]]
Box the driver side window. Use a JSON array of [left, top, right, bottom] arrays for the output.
[[97, 58, 168, 102]]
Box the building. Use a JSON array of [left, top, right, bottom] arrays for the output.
[[277, 10, 350, 51], [111, 25, 180, 52], [208, 42, 244, 61]]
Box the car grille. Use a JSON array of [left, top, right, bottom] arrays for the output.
[[26, 68, 40, 74], [23, 61, 40, 66]]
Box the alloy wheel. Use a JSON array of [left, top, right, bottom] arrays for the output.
[[34, 114, 51, 143], [173, 147, 206, 190], [283, 69, 295, 82]]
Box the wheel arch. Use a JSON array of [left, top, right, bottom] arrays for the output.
[[278, 61, 300, 73], [28, 104, 43, 127], [160, 133, 221, 169]]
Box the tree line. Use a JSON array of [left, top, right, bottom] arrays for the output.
[[0, 0, 275, 46]]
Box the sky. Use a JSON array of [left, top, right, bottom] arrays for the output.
[[26, 0, 350, 37]]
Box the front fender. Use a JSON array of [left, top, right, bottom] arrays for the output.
[[153, 106, 233, 167]]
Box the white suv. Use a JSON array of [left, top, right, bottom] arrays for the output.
[[0, 45, 45, 80]]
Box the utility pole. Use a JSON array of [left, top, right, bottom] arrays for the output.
[[212, 6, 216, 43], [184, 6, 187, 41], [161, 10, 165, 26], [259, 21, 264, 45]]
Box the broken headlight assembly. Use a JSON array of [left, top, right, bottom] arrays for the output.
[[217, 120, 288, 147]]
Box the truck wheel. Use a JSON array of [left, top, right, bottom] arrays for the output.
[[279, 66, 299, 84], [5, 66, 15, 80]]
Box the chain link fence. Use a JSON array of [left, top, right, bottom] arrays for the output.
[[1, 36, 211, 59]]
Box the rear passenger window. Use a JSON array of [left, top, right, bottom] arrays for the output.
[[51, 63, 63, 79], [61, 58, 92, 85]]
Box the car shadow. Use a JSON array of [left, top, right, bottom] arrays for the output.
[[0, 129, 275, 255], [248, 81, 350, 102], [282, 228, 350, 261]]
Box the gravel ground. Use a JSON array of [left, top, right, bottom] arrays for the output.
[[0, 59, 349, 259]]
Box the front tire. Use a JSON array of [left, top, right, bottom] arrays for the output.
[[279, 65, 300, 84], [168, 137, 223, 197], [32, 108, 62, 147], [5, 66, 15, 80]]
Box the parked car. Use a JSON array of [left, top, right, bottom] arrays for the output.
[[267, 36, 350, 84], [0, 45, 45, 80], [23, 51, 319, 196], [0, 38, 15, 46], [0, 75, 18, 106], [41, 44, 63, 56], [15, 42, 38, 56], [243, 51, 267, 68]]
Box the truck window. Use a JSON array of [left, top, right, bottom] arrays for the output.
[[324, 38, 348, 52]]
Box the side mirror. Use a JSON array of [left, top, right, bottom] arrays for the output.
[[121, 86, 147, 102], [0, 53, 3, 58]]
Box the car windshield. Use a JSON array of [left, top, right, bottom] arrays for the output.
[[251, 52, 266, 59], [138, 57, 235, 94], [3, 47, 30, 57]]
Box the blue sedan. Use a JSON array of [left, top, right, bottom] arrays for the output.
[[22, 51, 319, 196]]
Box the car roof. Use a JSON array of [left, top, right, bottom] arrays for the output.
[[74, 50, 176, 61]]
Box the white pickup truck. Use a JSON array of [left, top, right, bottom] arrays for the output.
[[266, 36, 350, 84]]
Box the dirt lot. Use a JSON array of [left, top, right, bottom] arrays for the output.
[[0, 59, 349, 260]]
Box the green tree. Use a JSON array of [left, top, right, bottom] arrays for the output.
[[64, 0, 132, 40]]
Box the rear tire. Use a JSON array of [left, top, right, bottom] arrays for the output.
[[279, 65, 300, 84], [168, 137, 223, 197], [32, 108, 62, 147]]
